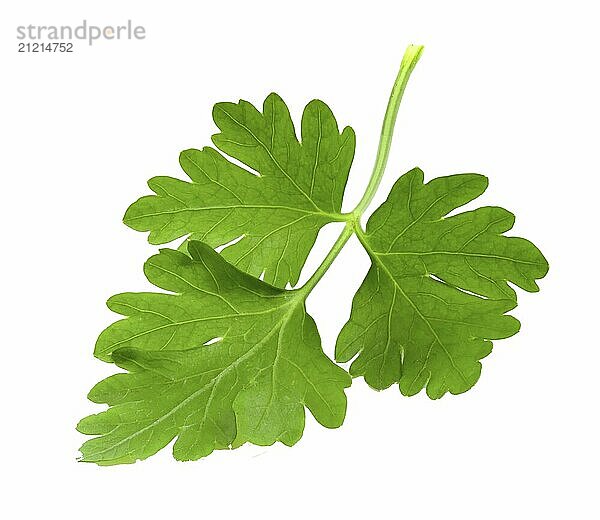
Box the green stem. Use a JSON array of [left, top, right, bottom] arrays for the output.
[[352, 44, 424, 217], [300, 44, 423, 292], [299, 221, 355, 295]]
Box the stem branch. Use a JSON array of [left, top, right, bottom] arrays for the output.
[[299, 221, 355, 295], [299, 44, 423, 292]]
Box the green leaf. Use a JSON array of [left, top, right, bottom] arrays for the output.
[[336, 168, 549, 398], [79, 242, 350, 464], [80, 46, 550, 465], [123, 93, 355, 288]]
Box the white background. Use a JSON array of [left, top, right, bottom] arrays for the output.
[[1, 1, 598, 518]]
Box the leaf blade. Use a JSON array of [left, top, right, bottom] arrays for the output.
[[337, 168, 548, 398], [81, 242, 350, 465], [124, 94, 355, 288]]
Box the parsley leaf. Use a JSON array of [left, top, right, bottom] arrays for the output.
[[123, 93, 355, 288], [79, 45, 549, 464], [336, 168, 549, 398], [79, 242, 350, 464]]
